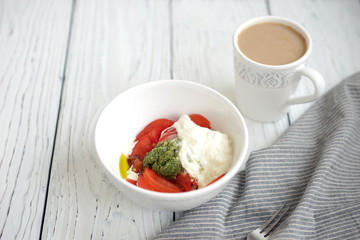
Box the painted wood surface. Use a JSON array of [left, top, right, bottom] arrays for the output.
[[0, 0, 359, 239], [0, 0, 72, 239], [41, 1, 173, 239]]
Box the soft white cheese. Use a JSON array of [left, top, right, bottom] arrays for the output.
[[126, 166, 139, 181], [173, 114, 233, 188]]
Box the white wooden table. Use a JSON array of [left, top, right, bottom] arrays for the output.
[[1, 0, 359, 239]]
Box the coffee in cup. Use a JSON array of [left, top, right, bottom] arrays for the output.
[[233, 16, 325, 122], [237, 22, 307, 65]]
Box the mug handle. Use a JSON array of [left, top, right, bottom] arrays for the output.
[[286, 66, 326, 105]]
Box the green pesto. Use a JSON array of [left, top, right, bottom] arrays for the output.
[[143, 138, 182, 180]]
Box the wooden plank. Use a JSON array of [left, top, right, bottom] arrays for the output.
[[269, 0, 360, 123], [41, 0, 173, 239], [172, 0, 290, 161], [0, 0, 72, 239]]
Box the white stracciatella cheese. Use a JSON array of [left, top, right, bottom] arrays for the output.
[[173, 114, 233, 188]]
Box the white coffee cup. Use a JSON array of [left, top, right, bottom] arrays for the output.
[[233, 16, 325, 122]]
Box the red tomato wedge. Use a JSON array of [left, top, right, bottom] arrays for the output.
[[206, 173, 225, 186], [189, 114, 211, 129], [130, 119, 175, 161], [132, 157, 143, 173], [129, 135, 153, 161], [126, 178, 137, 186], [143, 127, 162, 143], [175, 172, 192, 192], [158, 126, 178, 142], [135, 119, 174, 141], [143, 167, 182, 193], [137, 174, 153, 190]]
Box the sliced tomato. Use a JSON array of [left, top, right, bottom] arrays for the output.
[[190, 114, 211, 129], [175, 172, 192, 192], [130, 119, 175, 161], [206, 173, 225, 186], [129, 136, 153, 161], [158, 126, 178, 142], [129, 128, 160, 161], [126, 178, 137, 186], [132, 158, 144, 173], [143, 167, 182, 193], [144, 126, 163, 145], [135, 119, 174, 141], [137, 174, 153, 190]]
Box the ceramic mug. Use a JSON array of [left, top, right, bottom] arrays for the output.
[[233, 16, 325, 122]]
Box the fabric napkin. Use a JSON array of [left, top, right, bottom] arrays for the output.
[[154, 72, 360, 240]]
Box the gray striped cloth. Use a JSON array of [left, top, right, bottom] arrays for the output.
[[154, 72, 360, 240]]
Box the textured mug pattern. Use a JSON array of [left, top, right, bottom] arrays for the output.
[[234, 56, 293, 89]]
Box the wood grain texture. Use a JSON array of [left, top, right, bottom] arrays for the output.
[[41, 0, 173, 239], [0, 0, 72, 239], [269, 0, 360, 123]]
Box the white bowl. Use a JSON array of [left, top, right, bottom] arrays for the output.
[[94, 80, 248, 211]]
